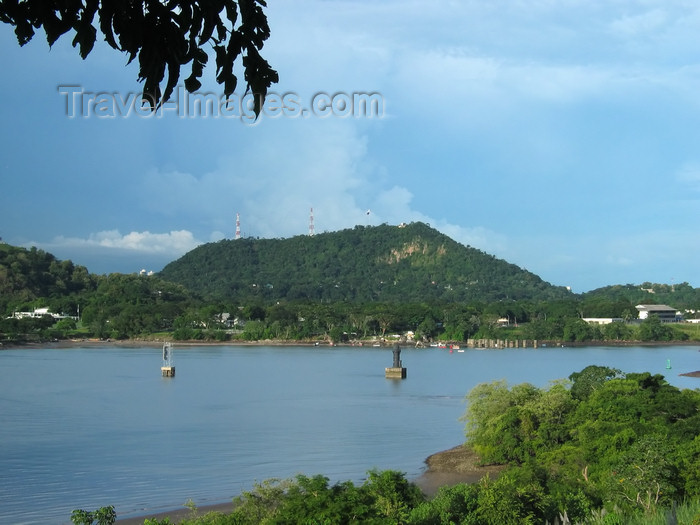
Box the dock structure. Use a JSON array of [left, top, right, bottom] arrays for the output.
[[161, 342, 175, 377], [466, 339, 538, 348], [385, 343, 407, 379]]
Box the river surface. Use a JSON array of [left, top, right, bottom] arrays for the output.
[[1, 343, 699, 524]]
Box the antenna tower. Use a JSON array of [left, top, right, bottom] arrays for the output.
[[235, 212, 241, 240], [309, 207, 315, 236]]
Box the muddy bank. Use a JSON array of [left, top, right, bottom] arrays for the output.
[[413, 444, 505, 497]]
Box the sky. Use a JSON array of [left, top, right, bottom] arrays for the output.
[[2, 1, 700, 293]]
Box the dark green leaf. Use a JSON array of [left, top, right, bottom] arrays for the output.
[[184, 75, 201, 93], [0, 1, 277, 112]]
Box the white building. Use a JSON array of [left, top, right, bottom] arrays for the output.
[[9, 307, 78, 321], [582, 318, 624, 325], [635, 304, 681, 322]]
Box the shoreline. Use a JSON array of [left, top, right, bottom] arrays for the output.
[[3, 337, 700, 351], [114, 445, 503, 524], [4, 338, 699, 378]]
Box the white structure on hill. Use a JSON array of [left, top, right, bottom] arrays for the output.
[[9, 307, 78, 321], [582, 317, 624, 325], [635, 304, 681, 322]]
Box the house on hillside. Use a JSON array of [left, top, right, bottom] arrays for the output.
[[635, 304, 681, 323], [9, 307, 78, 321]]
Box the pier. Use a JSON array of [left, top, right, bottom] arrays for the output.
[[466, 339, 539, 348]]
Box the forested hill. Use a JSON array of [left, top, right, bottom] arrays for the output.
[[0, 243, 97, 314], [158, 222, 572, 303], [582, 282, 700, 307]]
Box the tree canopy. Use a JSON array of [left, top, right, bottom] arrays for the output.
[[0, 0, 278, 113], [463, 369, 700, 519]]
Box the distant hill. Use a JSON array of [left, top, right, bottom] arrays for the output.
[[158, 222, 573, 303], [582, 282, 700, 310], [0, 243, 97, 314]]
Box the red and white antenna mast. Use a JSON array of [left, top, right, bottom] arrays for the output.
[[235, 212, 241, 240], [309, 207, 315, 236]]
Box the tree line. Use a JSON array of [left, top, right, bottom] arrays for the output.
[[0, 274, 696, 345], [1, 242, 698, 344], [1, 274, 694, 344]]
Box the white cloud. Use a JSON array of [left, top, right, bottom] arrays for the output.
[[47, 230, 202, 254], [364, 186, 510, 257], [138, 120, 378, 239], [609, 9, 668, 37], [440, 224, 508, 256], [676, 162, 700, 190], [393, 47, 700, 126], [209, 231, 226, 242]]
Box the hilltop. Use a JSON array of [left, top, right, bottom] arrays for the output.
[[158, 222, 572, 304]]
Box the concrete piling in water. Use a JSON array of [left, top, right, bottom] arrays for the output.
[[385, 343, 407, 379], [161, 342, 175, 377]]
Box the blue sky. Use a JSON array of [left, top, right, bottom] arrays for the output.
[[2, 1, 700, 293]]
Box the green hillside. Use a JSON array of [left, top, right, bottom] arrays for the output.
[[3, 235, 700, 343], [582, 282, 700, 310], [0, 242, 97, 315], [158, 222, 572, 303]]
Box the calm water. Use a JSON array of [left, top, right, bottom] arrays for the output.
[[1, 343, 699, 524]]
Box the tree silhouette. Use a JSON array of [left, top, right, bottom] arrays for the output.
[[0, 0, 278, 113]]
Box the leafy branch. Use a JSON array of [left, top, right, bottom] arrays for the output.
[[0, 0, 278, 113]]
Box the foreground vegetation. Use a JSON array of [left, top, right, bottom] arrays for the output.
[[71, 366, 700, 524], [460, 366, 700, 523]]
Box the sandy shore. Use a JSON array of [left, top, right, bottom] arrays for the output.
[[114, 444, 503, 524]]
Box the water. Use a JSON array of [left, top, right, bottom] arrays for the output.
[[0, 343, 698, 524]]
